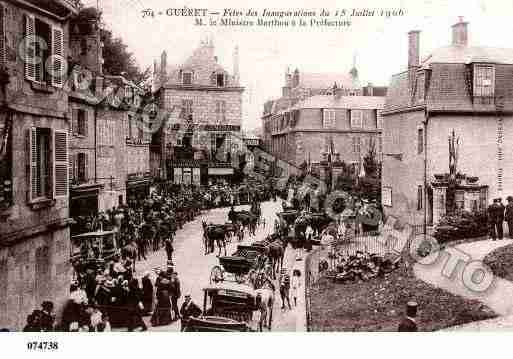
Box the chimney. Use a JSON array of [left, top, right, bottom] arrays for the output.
[[452, 17, 468, 46], [282, 67, 291, 97], [160, 51, 167, 79], [293, 68, 300, 88], [408, 30, 420, 69], [233, 45, 239, 84], [408, 30, 420, 89], [367, 82, 373, 96]]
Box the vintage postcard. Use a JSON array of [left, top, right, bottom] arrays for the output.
[[1, 0, 513, 350]]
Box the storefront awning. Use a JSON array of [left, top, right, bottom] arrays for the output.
[[208, 168, 234, 175]]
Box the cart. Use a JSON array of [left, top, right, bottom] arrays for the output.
[[70, 230, 119, 278], [210, 244, 268, 284], [183, 283, 260, 332]]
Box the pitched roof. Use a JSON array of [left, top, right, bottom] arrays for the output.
[[421, 45, 513, 68], [298, 72, 356, 89], [290, 95, 385, 111]]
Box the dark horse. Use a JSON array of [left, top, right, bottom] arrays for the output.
[[202, 222, 228, 257], [266, 234, 286, 280], [230, 210, 258, 236], [294, 212, 332, 249]]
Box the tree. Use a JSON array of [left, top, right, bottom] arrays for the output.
[[101, 29, 151, 84], [76, 7, 150, 84]]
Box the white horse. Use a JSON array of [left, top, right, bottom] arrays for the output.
[[254, 277, 275, 331]]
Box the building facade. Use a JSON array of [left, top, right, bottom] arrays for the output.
[[262, 67, 386, 170], [0, 0, 79, 330], [382, 20, 513, 226], [152, 39, 244, 185]]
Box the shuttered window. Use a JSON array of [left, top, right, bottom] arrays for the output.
[[323, 110, 336, 128], [28, 128, 53, 201], [51, 26, 64, 87], [351, 110, 363, 128], [0, 4, 5, 67], [24, 14, 36, 81], [215, 100, 226, 123], [53, 130, 69, 198], [474, 65, 495, 98]]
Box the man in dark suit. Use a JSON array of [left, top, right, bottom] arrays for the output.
[[505, 196, 513, 238], [180, 294, 202, 331], [496, 198, 505, 240], [488, 200, 498, 240], [169, 272, 181, 321], [398, 301, 418, 332]]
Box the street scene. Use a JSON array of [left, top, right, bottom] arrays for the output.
[[4, 0, 513, 337]]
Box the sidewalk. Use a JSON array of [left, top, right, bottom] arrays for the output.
[[413, 238, 513, 330]]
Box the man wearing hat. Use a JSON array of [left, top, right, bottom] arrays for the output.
[[488, 199, 498, 240], [505, 196, 513, 238], [398, 301, 418, 332], [179, 294, 202, 331]]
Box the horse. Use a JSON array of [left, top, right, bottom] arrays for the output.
[[268, 240, 285, 280], [202, 222, 228, 257], [254, 277, 275, 331]]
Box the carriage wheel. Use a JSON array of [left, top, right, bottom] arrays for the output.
[[210, 266, 224, 284]]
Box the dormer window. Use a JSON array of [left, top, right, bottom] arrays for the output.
[[217, 73, 225, 87], [473, 64, 495, 98], [182, 71, 193, 85]]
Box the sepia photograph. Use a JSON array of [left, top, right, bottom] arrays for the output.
[[2, 0, 513, 355]]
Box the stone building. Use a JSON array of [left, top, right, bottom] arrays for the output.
[[262, 66, 386, 171], [382, 19, 513, 227], [0, 0, 79, 330], [152, 39, 244, 185]]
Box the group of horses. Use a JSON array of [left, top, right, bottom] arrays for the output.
[[201, 205, 263, 257]]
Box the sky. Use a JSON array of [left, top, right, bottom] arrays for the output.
[[83, 0, 513, 131]]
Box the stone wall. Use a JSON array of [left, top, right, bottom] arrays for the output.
[[163, 89, 242, 128], [0, 226, 71, 330]]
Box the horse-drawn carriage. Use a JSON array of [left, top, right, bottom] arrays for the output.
[[70, 230, 120, 278], [183, 283, 263, 332], [210, 244, 268, 284]]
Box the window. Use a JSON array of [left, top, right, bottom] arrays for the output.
[[128, 114, 133, 138], [182, 71, 193, 85], [0, 4, 6, 67], [215, 100, 226, 123], [352, 137, 361, 153], [72, 109, 88, 137], [28, 128, 69, 201], [77, 152, 88, 183], [417, 185, 423, 210], [474, 65, 495, 98], [24, 15, 64, 87], [0, 114, 12, 208], [323, 110, 336, 128], [417, 128, 424, 154], [351, 110, 363, 128], [217, 73, 225, 87]]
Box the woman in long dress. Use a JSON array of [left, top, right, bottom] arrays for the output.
[[151, 273, 172, 326]]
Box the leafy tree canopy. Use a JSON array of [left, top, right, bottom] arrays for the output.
[[77, 6, 150, 85]]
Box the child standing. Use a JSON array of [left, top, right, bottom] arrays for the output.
[[291, 269, 301, 307]]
